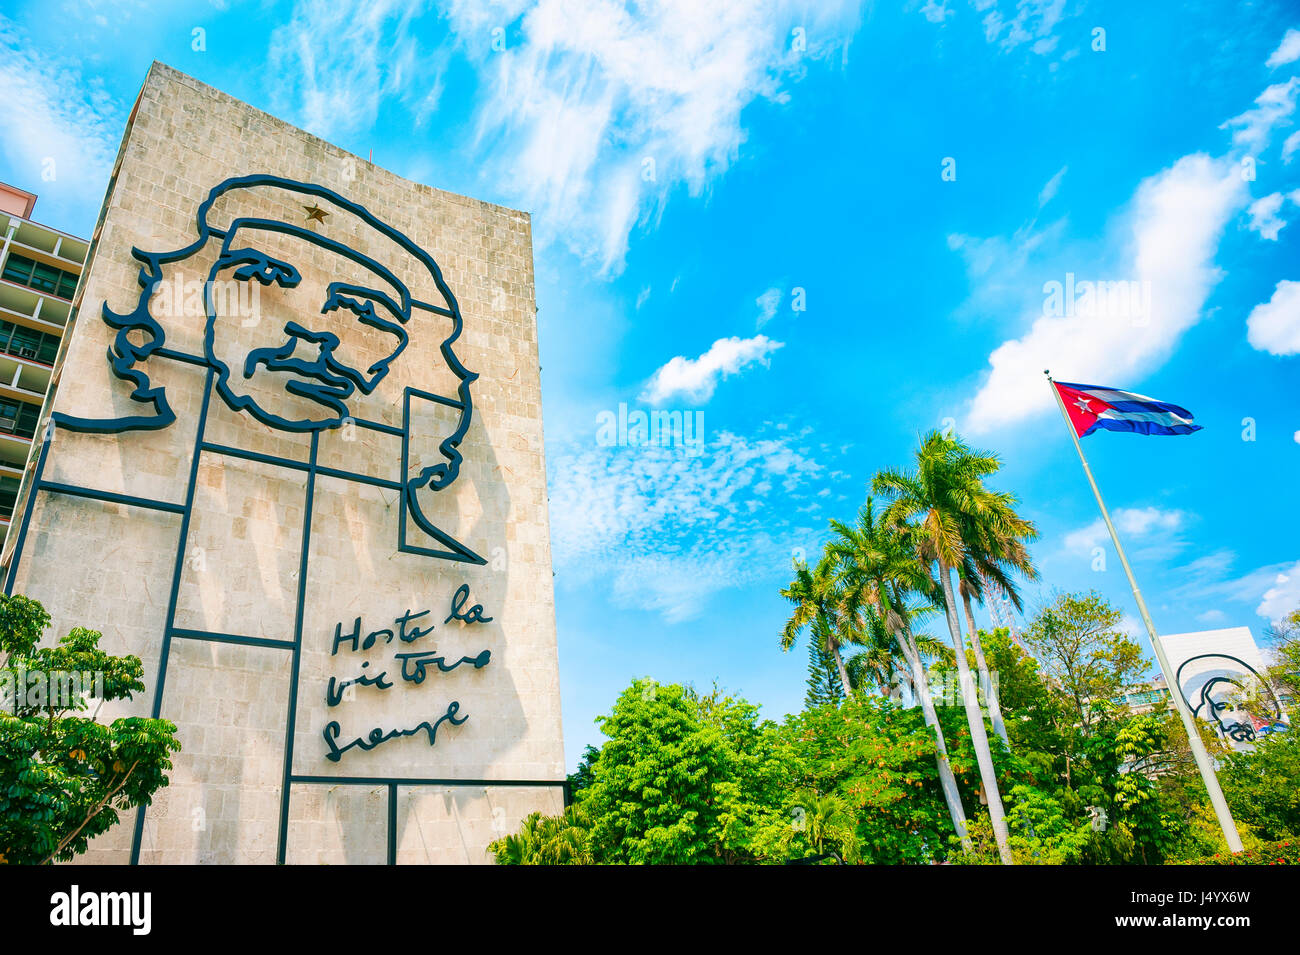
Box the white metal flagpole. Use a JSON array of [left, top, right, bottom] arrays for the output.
[[1045, 371, 1243, 854]]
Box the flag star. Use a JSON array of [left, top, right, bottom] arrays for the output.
[[1074, 397, 1092, 413]]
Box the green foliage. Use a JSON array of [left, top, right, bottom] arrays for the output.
[[577, 681, 780, 864], [487, 805, 592, 864], [1172, 838, 1299, 865], [1264, 609, 1300, 701], [1219, 732, 1300, 842], [490, 681, 991, 865], [1023, 591, 1148, 733], [0, 593, 180, 864], [805, 639, 845, 709], [778, 696, 958, 863]]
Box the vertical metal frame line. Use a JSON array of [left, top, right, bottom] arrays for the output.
[[130, 366, 215, 865], [276, 429, 317, 864]]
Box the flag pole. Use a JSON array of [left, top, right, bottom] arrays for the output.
[[1045, 370, 1243, 854]]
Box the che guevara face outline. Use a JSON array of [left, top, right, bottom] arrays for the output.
[[204, 218, 414, 432], [49, 174, 484, 564]]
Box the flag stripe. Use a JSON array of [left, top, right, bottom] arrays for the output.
[[1084, 418, 1201, 437], [1097, 408, 1194, 426], [1054, 381, 1196, 418]]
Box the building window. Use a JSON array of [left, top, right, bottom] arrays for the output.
[[2, 252, 78, 299], [0, 398, 40, 439], [0, 318, 60, 365], [0, 475, 18, 522]]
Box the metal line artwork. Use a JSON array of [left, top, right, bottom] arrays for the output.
[[47, 173, 484, 565], [1175, 653, 1291, 743], [0, 176, 565, 865]]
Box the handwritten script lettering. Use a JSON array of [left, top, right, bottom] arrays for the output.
[[445, 584, 493, 625], [323, 585, 494, 761], [323, 701, 467, 762]]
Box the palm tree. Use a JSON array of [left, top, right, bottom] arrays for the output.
[[828, 498, 973, 851], [789, 790, 860, 863], [844, 604, 907, 700], [955, 490, 1039, 745], [874, 431, 1016, 865], [781, 552, 854, 698]]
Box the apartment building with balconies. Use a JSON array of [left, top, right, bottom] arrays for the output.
[[0, 182, 87, 530]]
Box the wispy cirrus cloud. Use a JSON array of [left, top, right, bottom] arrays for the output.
[[918, 0, 1073, 57], [641, 334, 783, 405], [1167, 551, 1300, 626], [1063, 506, 1187, 559], [268, 0, 439, 142], [446, 0, 864, 271], [755, 286, 782, 329], [0, 17, 122, 225], [547, 425, 843, 621], [1221, 76, 1299, 155]]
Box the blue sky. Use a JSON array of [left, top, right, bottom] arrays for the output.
[[2, 1, 1299, 769]]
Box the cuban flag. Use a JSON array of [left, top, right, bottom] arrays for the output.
[[1053, 381, 1203, 438]]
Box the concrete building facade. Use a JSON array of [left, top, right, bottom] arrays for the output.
[[0, 63, 565, 864]]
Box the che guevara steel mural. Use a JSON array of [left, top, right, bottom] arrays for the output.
[[0, 175, 536, 863]]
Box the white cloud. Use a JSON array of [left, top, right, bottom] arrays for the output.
[[1266, 27, 1300, 69], [641, 334, 783, 404], [1246, 192, 1288, 239], [446, 0, 863, 271], [547, 426, 838, 621], [1257, 560, 1300, 623], [1221, 77, 1300, 155], [755, 286, 782, 328], [1246, 279, 1300, 355], [0, 18, 122, 221], [269, 0, 436, 141], [967, 153, 1245, 432], [1168, 553, 1300, 625], [1038, 165, 1067, 207], [978, 0, 1067, 54], [1283, 130, 1300, 163], [920, 1, 953, 24], [1064, 506, 1185, 555]]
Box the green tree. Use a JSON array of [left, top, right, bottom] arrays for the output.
[[1263, 608, 1300, 702], [579, 680, 784, 864], [488, 804, 592, 864], [828, 497, 971, 849], [954, 484, 1040, 745], [1219, 731, 1300, 842], [1022, 591, 1148, 736], [0, 593, 180, 864], [805, 639, 846, 709], [781, 554, 855, 697], [874, 431, 1016, 863], [778, 696, 967, 863]]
